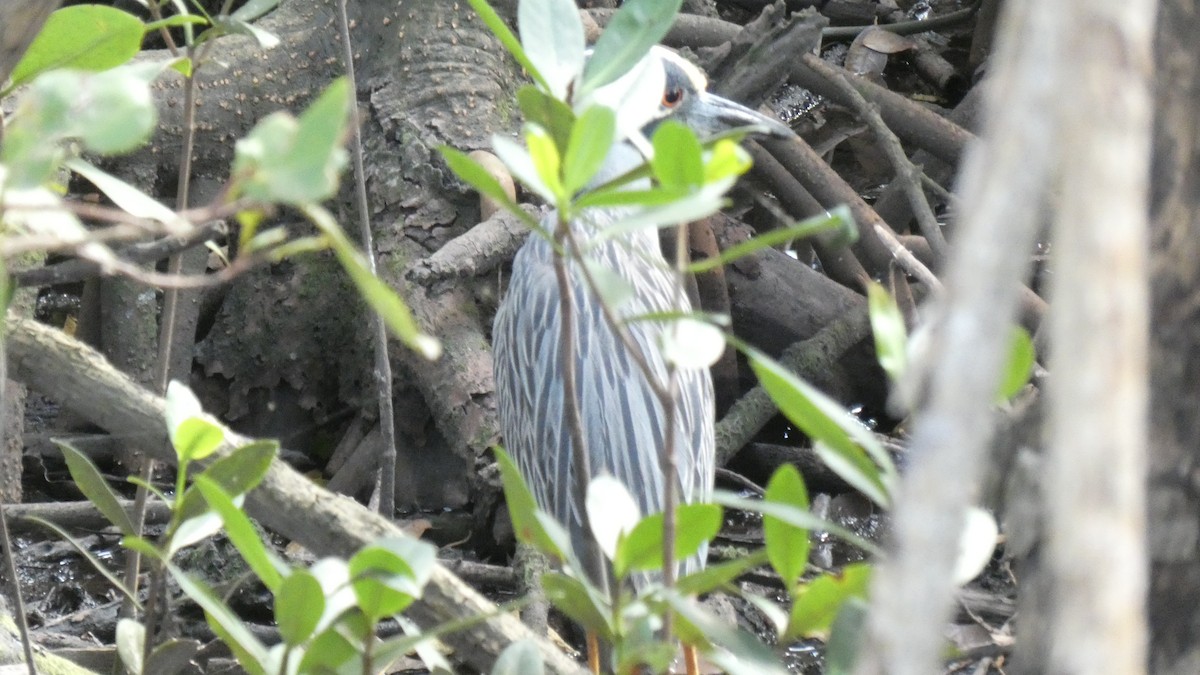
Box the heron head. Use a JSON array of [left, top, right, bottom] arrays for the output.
[[642, 47, 793, 141]]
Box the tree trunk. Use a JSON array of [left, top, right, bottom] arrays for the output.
[[1146, 0, 1200, 672]]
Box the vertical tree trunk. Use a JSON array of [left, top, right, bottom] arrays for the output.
[[1146, 1, 1200, 672]]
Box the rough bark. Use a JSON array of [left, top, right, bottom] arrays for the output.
[[1146, 0, 1200, 672]]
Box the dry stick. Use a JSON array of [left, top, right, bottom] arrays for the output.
[[805, 52, 948, 257], [12, 220, 226, 288], [872, 224, 942, 292], [135, 30, 210, 666], [657, 222, 691, 645], [551, 223, 605, 595], [4, 314, 589, 675], [336, 0, 398, 519]]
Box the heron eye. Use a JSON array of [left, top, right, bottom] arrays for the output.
[[662, 87, 684, 108]]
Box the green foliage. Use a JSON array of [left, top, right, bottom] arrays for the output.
[[785, 563, 871, 640], [579, 0, 683, 97], [763, 464, 810, 589], [6, 5, 145, 92], [2, 63, 161, 188], [746, 347, 897, 508], [231, 78, 351, 206], [57, 441, 137, 535], [867, 281, 908, 384], [494, 447, 568, 562], [614, 503, 723, 578], [1000, 325, 1036, 400], [52, 380, 448, 675], [493, 639, 546, 675], [349, 537, 436, 622], [687, 206, 856, 274]]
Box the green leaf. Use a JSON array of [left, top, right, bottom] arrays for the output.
[[588, 182, 730, 244], [66, 159, 186, 231], [3, 64, 160, 184], [518, 0, 585, 99], [298, 626, 361, 674], [541, 572, 613, 640], [999, 325, 1036, 401], [439, 146, 540, 230], [494, 447, 566, 561], [580, 0, 683, 95], [121, 535, 164, 562], [493, 134, 556, 204], [8, 5, 144, 89], [115, 618, 146, 675], [192, 475, 286, 591], [492, 639, 546, 675], [615, 504, 722, 578], [232, 78, 350, 205], [574, 185, 688, 211], [307, 557, 359, 635], [464, 0, 551, 92], [526, 124, 565, 203], [585, 474, 641, 564], [687, 206, 855, 273], [276, 570, 324, 645], [812, 440, 890, 510], [763, 464, 810, 590], [563, 106, 616, 194], [23, 516, 140, 607], [173, 418, 225, 464], [825, 597, 868, 675], [745, 348, 895, 508], [517, 86, 577, 157], [175, 440, 278, 523], [144, 638, 203, 675], [867, 282, 907, 384], [144, 15, 211, 32], [230, 0, 283, 23], [57, 441, 136, 535], [300, 204, 442, 360], [348, 537, 437, 623], [164, 381, 222, 464], [784, 563, 871, 641], [702, 138, 753, 183], [214, 16, 280, 49], [713, 491, 881, 558], [651, 121, 703, 189], [171, 563, 270, 675], [663, 592, 790, 675], [676, 549, 768, 595]]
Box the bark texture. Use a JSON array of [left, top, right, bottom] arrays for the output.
[[1147, 1, 1200, 672]]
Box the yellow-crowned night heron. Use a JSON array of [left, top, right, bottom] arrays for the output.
[[493, 45, 790, 598]]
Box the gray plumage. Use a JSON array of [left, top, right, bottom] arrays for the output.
[[492, 46, 790, 591], [493, 200, 715, 587]]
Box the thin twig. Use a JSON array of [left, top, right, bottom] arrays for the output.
[[658, 222, 689, 644], [564, 231, 670, 402], [805, 52, 948, 257], [12, 220, 226, 288], [552, 222, 606, 592], [873, 224, 943, 292], [336, 0, 398, 518]]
